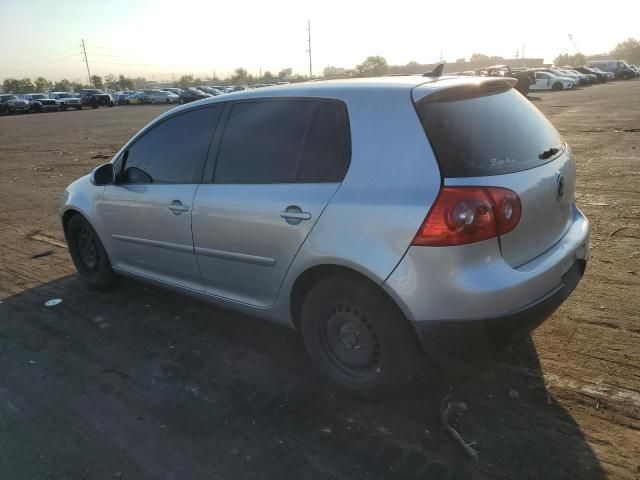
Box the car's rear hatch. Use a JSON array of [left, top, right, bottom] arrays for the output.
[[414, 81, 574, 267]]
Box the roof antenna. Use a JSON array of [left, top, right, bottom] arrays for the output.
[[423, 63, 445, 77]]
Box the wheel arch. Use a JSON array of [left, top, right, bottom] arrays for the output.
[[289, 263, 404, 330]]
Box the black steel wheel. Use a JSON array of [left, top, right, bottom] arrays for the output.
[[301, 275, 422, 399], [66, 214, 118, 289]]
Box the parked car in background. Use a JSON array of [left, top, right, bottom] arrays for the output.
[[143, 89, 180, 104], [563, 69, 590, 85], [530, 71, 575, 91], [125, 92, 149, 105], [223, 86, 247, 93], [164, 88, 183, 96], [178, 88, 211, 103], [587, 60, 636, 80], [113, 92, 134, 105], [78, 89, 114, 108], [0, 94, 30, 114], [475, 65, 535, 95], [197, 86, 224, 96], [21, 93, 59, 112], [562, 68, 595, 84], [573, 66, 608, 83], [49, 92, 82, 110], [61, 75, 589, 398], [537, 68, 581, 85]]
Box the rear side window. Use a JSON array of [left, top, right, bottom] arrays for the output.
[[122, 106, 221, 184], [299, 102, 350, 182], [214, 99, 350, 183], [416, 88, 564, 177]]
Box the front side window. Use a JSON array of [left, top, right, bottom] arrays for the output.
[[122, 106, 221, 184], [214, 99, 350, 184]]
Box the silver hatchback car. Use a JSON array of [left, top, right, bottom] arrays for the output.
[[61, 75, 590, 398]]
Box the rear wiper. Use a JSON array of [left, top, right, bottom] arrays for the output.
[[539, 146, 560, 160]]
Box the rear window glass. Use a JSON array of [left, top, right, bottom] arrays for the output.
[[416, 88, 564, 177]]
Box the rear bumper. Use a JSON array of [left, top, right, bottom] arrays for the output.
[[411, 259, 586, 358], [383, 205, 589, 355], [384, 205, 589, 321]]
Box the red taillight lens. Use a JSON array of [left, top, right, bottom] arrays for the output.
[[412, 186, 522, 246]]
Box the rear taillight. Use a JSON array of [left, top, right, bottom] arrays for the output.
[[412, 186, 522, 246]]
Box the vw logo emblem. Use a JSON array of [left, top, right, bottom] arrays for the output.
[[556, 174, 565, 199]]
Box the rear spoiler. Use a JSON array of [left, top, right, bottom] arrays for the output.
[[413, 77, 518, 103]]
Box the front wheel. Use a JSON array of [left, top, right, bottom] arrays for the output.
[[300, 275, 422, 399], [66, 215, 118, 289], [552, 82, 563, 91]]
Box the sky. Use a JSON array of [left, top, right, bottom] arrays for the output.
[[1, 0, 638, 82]]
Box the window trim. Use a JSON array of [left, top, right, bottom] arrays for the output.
[[205, 96, 351, 185], [117, 103, 224, 185]]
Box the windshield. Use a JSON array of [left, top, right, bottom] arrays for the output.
[[32, 94, 46, 99], [1, 95, 18, 101], [57, 93, 71, 98]]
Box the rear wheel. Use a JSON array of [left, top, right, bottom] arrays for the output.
[[300, 275, 422, 399], [66, 214, 118, 289]]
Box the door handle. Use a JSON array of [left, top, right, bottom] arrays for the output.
[[280, 211, 311, 221], [168, 200, 189, 215], [280, 206, 311, 225]]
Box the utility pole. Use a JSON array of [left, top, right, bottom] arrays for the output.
[[306, 20, 312, 77], [81, 38, 92, 86]]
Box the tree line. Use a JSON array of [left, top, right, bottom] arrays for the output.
[[3, 38, 638, 94]]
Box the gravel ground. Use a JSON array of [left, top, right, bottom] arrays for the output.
[[0, 82, 638, 479]]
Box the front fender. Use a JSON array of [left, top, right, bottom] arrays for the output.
[[60, 175, 108, 252]]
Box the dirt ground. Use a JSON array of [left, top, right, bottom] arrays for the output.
[[0, 82, 638, 480]]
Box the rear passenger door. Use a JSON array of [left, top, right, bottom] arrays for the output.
[[192, 98, 351, 307]]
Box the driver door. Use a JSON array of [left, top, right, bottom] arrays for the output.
[[99, 105, 222, 291]]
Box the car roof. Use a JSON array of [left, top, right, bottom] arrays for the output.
[[151, 75, 516, 124], [194, 75, 516, 103]]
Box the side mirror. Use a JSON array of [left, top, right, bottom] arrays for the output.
[[90, 163, 115, 186]]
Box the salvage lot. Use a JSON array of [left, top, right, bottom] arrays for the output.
[[0, 81, 639, 479]]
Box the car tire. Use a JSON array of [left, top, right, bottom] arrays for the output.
[[76, 105, 82, 110], [300, 275, 422, 399], [66, 214, 119, 289], [61, 104, 67, 111], [552, 82, 563, 91]]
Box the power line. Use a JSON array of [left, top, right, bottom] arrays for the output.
[[1, 45, 80, 69], [0, 54, 80, 75]]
